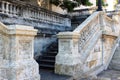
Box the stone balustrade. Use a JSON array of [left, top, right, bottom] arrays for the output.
[[68, 7, 96, 17], [55, 11, 120, 79], [0, 22, 40, 80], [0, 0, 69, 26]]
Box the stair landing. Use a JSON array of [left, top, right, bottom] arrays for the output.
[[97, 69, 120, 80], [39, 69, 72, 80]]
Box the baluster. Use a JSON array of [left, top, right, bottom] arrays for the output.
[[33, 11, 35, 19], [38, 11, 41, 20], [9, 3, 12, 14], [35, 11, 37, 19], [58, 17, 60, 24], [48, 14, 50, 23], [48, 13, 51, 23], [45, 12, 48, 22], [13, 5, 16, 16], [38, 11, 40, 20], [56, 16, 58, 24], [16, 6, 20, 16], [11, 5, 14, 15], [53, 15, 56, 24], [44, 12, 46, 22], [36, 11, 38, 19], [46, 13, 49, 22], [43, 12, 45, 21], [31, 10, 33, 18], [2, 1, 5, 13], [37, 11, 39, 19], [34, 11, 36, 19], [55, 15, 57, 24], [40, 11, 42, 20], [27, 8, 30, 18], [52, 15, 54, 23], [0, 2, 2, 12], [28, 9, 31, 19], [6, 2, 9, 14], [59, 17, 61, 24]]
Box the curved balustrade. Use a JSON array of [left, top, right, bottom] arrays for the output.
[[68, 7, 96, 17], [0, 0, 68, 26], [55, 11, 120, 78]]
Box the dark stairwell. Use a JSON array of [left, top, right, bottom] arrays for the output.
[[36, 9, 93, 72], [36, 41, 58, 71], [71, 14, 90, 30]]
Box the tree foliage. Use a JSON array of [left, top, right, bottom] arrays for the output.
[[50, 0, 93, 12], [96, 0, 108, 6]]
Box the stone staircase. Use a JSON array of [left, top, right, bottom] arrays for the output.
[[71, 14, 90, 30], [36, 41, 58, 71], [109, 42, 120, 70], [37, 14, 90, 71]]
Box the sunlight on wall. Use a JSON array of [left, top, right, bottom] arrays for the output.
[[105, 0, 117, 11]]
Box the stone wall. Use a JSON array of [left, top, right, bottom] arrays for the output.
[[0, 23, 40, 80]]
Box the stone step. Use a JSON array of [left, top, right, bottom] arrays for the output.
[[42, 55, 56, 60], [39, 64, 54, 70], [45, 52, 57, 56], [50, 48, 58, 52], [38, 40, 58, 71], [39, 59, 55, 63]]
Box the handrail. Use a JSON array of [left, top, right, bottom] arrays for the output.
[[73, 12, 100, 54], [56, 11, 120, 77], [75, 11, 119, 73], [73, 12, 100, 32]]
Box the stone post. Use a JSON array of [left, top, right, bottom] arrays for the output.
[[0, 24, 40, 80], [55, 32, 82, 76]]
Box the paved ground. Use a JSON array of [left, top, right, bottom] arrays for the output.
[[39, 69, 120, 80], [39, 69, 72, 80], [97, 69, 120, 80]]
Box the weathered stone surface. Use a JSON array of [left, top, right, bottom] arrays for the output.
[[55, 11, 120, 79], [55, 63, 82, 76], [0, 24, 40, 80], [55, 32, 82, 76]]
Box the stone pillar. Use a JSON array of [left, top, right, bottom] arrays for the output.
[[55, 32, 82, 76], [0, 24, 40, 80]]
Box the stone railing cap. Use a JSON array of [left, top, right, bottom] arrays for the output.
[[8, 25, 38, 36], [0, 22, 38, 36], [57, 32, 80, 39], [9, 25, 35, 30]]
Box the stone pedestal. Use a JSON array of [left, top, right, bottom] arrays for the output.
[[55, 32, 82, 76], [0, 24, 40, 80]]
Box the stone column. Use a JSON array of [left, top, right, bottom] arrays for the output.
[[55, 32, 82, 76], [0, 24, 40, 80]]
